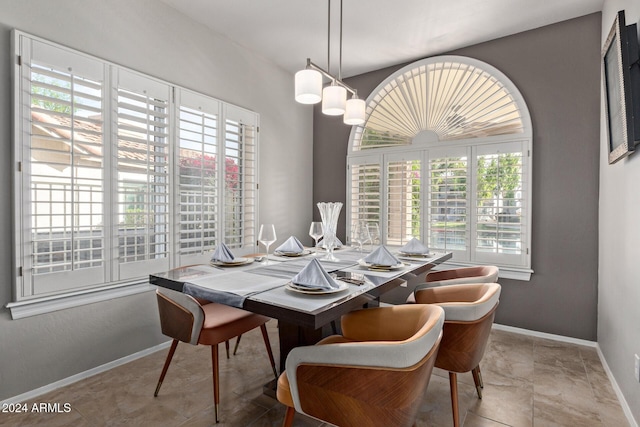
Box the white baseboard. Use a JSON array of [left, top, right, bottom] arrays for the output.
[[595, 345, 639, 427], [0, 340, 171, 405], [492, 323, 637, 427], [492, 323, 597, 347]]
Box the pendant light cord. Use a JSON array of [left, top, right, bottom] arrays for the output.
[[327, 0, 331, 79], [339, 0, 343, 81]]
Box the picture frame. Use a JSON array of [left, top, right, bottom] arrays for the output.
[[602, 10, 640, 164]]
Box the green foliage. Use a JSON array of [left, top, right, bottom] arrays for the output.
[[31, 74, 72, 114], [361, 128, 410, 148], [429, 158, 467, 198], [477, 153, 521, 205], [123, 208, 146, 227], [411, 161, 421, 236]]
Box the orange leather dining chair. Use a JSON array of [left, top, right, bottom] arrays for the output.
[[414, 282, 501, 427], [276, 304, 445, 427], [406, 265, 498, 303], [154, 288, 278, 423]]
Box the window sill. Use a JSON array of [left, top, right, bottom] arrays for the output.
[[5, 282, 155, 319], [436, 261, 533, 281]]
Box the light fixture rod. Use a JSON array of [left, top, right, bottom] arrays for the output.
[[327, 0, 331, 74], [339, 0, 343, 81], [305, 58, 358, 97]]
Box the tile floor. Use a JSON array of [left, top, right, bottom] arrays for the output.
[[1, 321, 630, 426]]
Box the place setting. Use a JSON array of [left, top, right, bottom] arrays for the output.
[[273, 235, 312, 258], [357, 245, 407, 272], [209, 242, 255, 267], [396, 237, 432, 261], [284, 258, 349, 295]]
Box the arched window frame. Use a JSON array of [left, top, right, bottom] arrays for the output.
[[347, 56, 533, 280]]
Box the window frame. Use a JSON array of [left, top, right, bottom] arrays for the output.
[[347, 56, 532, 280], [9, 31, 260, 318]]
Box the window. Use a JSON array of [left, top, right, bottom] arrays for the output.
[[11, 32, 259, 313], [347, 56, 532, 279]]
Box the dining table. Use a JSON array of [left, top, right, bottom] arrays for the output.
[[149, 247, 452, 376]]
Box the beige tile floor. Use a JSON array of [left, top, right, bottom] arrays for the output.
[[1, 321, 630, 427]]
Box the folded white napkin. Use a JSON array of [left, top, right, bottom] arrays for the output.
[[291, 258, 340, 290], [211, 242, 235, 262], [400, 237, 429, 254], [276, 236, 305, 253], [316, 236, 343, 248], [364, 246, 400, 266]]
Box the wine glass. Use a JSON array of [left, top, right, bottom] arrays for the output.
[[309, 221, 324, 255], [258, 224, 277, 265], [367, 222, 380, 250], [352, 220, 371, 252]]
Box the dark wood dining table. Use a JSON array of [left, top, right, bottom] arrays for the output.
[[149, 248, 452, 375]]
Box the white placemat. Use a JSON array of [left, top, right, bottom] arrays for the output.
[[248, 281, 376, 313], [184, 271, 288, 307]]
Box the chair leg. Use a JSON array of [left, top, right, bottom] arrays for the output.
[[211, 344, 220, 423], [233, 334, 242, 355], [472, 366, 483, 399], [260, 324, 278, 379], [282, 406, 295, 427], [475, 364, 484, 388], [225, 340, 230, 359], [154, 339, 179, 397], [449, 372, 460, 427]]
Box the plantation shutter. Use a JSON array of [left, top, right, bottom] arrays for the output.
[[22, 39, 106, 296], [115, 70, 171, 280], [354, 60, 524, 151], [176, 91, 220, 264], [385, 153, 422, 246], [473, 141, 528, 266], [427, 147, 470, 258], [223, 105, 258, 250], [12, 32, 265, 308], [348, 156, 382, 234]]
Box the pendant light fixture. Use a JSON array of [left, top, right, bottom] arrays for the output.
[[294, 0, 365, 126]]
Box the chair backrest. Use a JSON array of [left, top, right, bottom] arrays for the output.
[[415, 283, 501, 373], [425, 265, 499, 287], [156, 289, 204, 345], [416, 282, 501, 321], [285, 305, 445, 427]]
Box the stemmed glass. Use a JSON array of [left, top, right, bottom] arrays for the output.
[[352, 220, 371, 252], [367, 223, 380, 250], [258, 224, 277, 265], [309, 221, 324, 255]]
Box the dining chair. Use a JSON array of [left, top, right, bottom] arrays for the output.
[[192, 297, 238, 359], [414, 282, 501, 427], [154, 288, 278, 423], [406, 265, 498, 303], [276, 304, 445, 427]]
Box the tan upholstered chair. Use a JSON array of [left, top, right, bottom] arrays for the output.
[[276, 304, 445, 427], [406, 265, 498, 303], [154, 288, 278, 423], [414, 283, 501, 427]]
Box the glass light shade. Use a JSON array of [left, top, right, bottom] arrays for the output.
[[295, 69, 322, 104], [344, 97, 366, 125], [322, 85, 347, 115]]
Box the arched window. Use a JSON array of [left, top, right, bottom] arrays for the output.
[[347, 56, 532, 279]]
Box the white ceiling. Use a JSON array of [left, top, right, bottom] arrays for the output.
[[159, 0, 603, 78]]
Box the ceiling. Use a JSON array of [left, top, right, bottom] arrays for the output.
[[159, 0, 603, 78]]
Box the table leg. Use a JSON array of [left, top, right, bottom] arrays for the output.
[[263, 321, 327, 399], [277, 321, 325, 373]]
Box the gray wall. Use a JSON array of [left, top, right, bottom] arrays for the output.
[[0, 0, 313, 400], [314, 13, 601, 340], [599, 0, 640, 423]]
